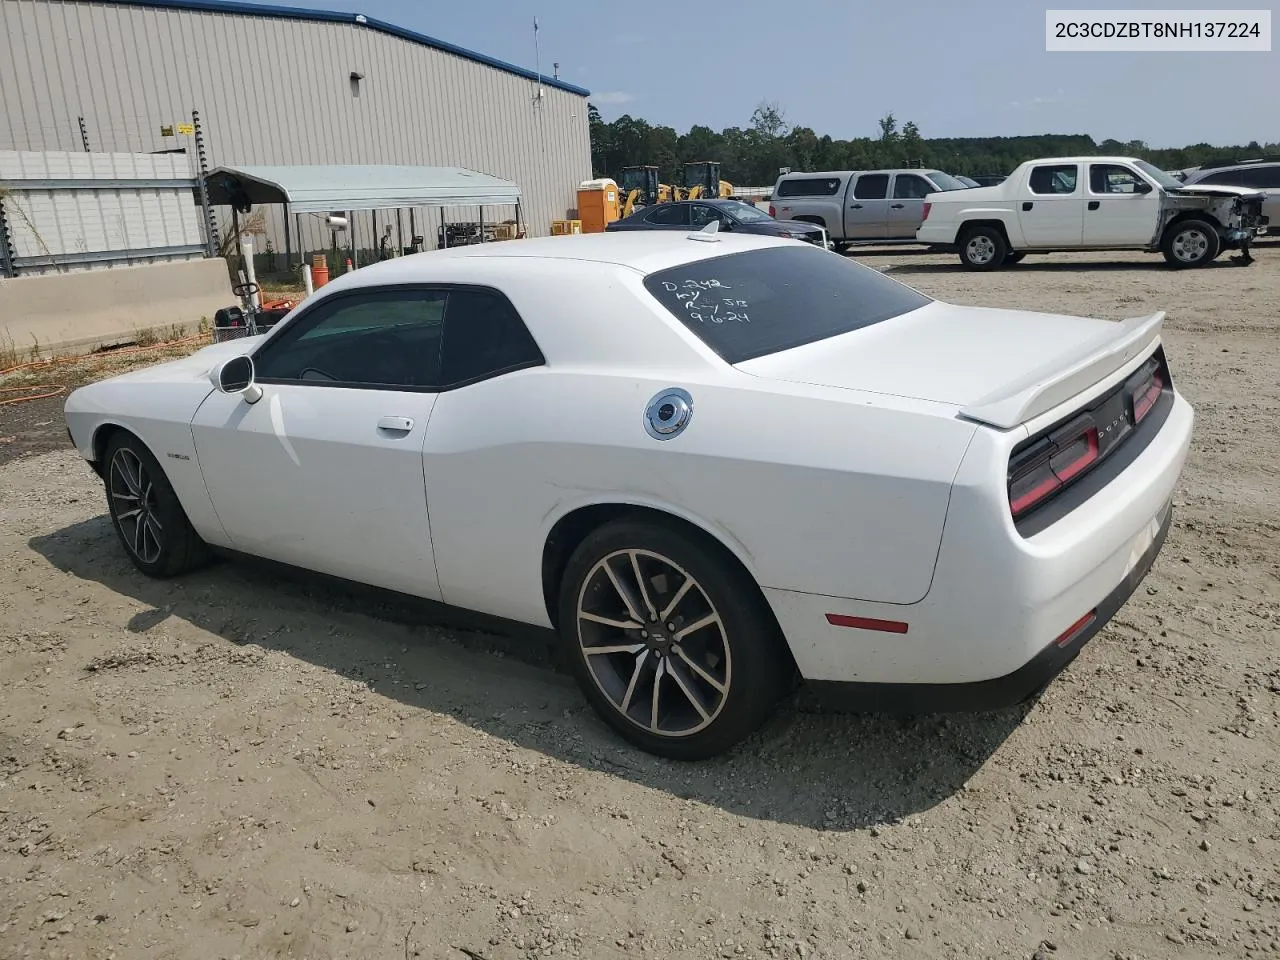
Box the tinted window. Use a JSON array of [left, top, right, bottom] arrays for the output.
[[690, 204, 722, 226], [1089, 163, 1147, 194], [645, 204, 687, 225], [776, 177, 842, 198], [1198, 170, 1244, 186], [1239, 166, 1280, 188], [853, 174, 889, 200], [892, 174, 933, 199], [643, 245, 931, 365], [254, 289, 446, 388], [1028, 164, 1078, 195], [439, 288, 544, 386], [924, 171, 969, 191]]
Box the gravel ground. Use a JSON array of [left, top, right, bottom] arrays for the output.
[[1, 248, 1278, 960]]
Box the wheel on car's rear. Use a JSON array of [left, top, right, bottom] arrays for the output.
[[1161, 219, 1220, 268], [557, 518, 792, 760], [103, 432, 209, 578], [958, 225, 1007, 270]]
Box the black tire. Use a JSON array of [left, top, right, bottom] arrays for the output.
[[102, 432, 210, 578], [557, 517, 792, 760], [1003, 251, 1026, 265], [1161, 218, 1220, 268], [958, 225, 1008, 270]]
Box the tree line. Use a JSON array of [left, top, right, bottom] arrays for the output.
[[588, 101, 1279, 187]]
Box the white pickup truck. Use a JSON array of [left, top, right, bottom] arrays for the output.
[[916, 156, 1269, 270]]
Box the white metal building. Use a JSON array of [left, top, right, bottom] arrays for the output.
[[0, 0, 592, 258]]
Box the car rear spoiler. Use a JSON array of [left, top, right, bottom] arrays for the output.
[[959, 311, 1165, 430]]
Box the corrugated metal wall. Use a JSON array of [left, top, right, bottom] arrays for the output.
[[0, 0, 592, 258], [1, 150, 205, 275]]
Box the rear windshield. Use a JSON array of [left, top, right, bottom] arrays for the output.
[[643, 245, 932, 364]]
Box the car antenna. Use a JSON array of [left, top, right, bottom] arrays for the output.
[[688, 220, 720, 242]]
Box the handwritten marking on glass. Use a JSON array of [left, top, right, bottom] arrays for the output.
[[662, 280, 750, 323]]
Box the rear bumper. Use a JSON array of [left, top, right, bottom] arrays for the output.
[[806, 498, 1172, 713], [763, 389, 1193, 705]]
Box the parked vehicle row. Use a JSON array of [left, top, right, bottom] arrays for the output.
[[918, 156, 1270, 270], [768, 168, 972, 247], [605, 198, 829, 246]]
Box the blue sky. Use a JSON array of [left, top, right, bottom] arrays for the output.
[[259, 0, 1276, 146]]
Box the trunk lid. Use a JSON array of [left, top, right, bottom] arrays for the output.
[[735, 301, 1165, 429]]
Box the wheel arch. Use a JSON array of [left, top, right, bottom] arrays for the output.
[[540, 500, 786, 651], [959, 218, 1014, 248], [789, 213, 830, 231], [89, 421, 132, 478], [1162, 210, 1224, 236]]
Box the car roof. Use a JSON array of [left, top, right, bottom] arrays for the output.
[[1184, 160, 1279, 178], [313, 231, 797, 290], [776, 168, 946, 179]]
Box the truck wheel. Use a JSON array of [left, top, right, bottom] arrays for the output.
[[1161, 219, 1220, 268], [959, 226, 1007, 270]]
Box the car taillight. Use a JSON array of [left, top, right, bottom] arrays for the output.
[[1008, 414, 1100, 518], [768, 205, 776, 218], [1129, 359, 1164, 424], [922, 202, 931, 221]]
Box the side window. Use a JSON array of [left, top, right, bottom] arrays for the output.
[[439, 288, 544, 387], [1240, 166, 1280, 189], [690, 204, 721, 226], [1199, 170, 1244, 186], [776, 177, 842, 198], [253, 289, 446, 388], [645, 204, 688, 225], [1028, 164, 1079, 195], [853, 174, 889, 200], [1089, 164, 1147, 194], [892, 175, 933, 199]]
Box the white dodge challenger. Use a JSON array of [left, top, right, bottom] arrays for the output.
[[64, 229, 1193, 759]]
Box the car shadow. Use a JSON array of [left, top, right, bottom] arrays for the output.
[[30, 516, 1029, 831]]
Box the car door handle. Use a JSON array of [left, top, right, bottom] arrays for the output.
[[1022, 202, 1034, 211], [376, 416, 414, 433], [850, 203, 863, 209], [1088, 200, 1100, 210], [890, 203, 905, 209]]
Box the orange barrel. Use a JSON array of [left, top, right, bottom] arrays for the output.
[[311, 254, 329, 289], [345, 257, 354, 273]]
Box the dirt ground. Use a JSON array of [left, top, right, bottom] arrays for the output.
[[1, 248, 1278, 960]]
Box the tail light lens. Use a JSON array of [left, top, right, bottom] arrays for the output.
[[922, 202, 931, 221], [1128, 359, 1164, 423], [1008, 414, 1100, 518], [768, 204, 776, 218]]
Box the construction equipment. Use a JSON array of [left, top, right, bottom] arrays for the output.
[[682, 161, 734, 201], [618, 165, 675, 217]]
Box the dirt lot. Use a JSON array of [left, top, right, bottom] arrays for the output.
[[2, 249, 1278, 960]]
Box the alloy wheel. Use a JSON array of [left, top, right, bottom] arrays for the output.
[[575, 549, 731, 737], [1172, 227, 1209, 263], [966, 234, 996, 264], [109, 447, 164, 565]]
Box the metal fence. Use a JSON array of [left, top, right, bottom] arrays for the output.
[[0, 150, 209, 277]]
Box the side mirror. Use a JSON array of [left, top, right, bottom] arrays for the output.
[[214, 355, 263, 404], [1134, 181, 1153, 194]]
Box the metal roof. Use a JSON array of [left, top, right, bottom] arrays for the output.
[[206, 164, 522, 213], [106, 0, 591, 97]]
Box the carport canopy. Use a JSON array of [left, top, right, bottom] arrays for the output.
[[204, 164, 522, 213]]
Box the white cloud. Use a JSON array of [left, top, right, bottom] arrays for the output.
[[592, 91, 636, 105], [1009, 88, 1067, 108]]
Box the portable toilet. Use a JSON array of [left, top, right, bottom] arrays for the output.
[[577, 178, 620, 233]]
